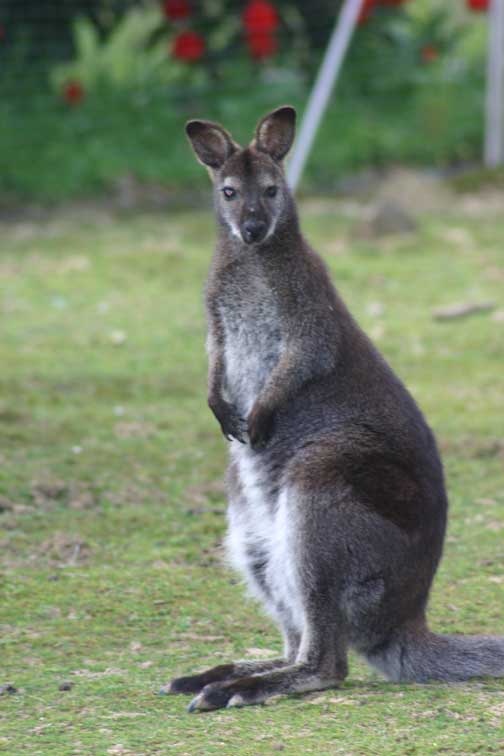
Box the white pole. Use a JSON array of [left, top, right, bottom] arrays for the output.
[[287, 0, 363, 191], [485, 0, 504, 167]]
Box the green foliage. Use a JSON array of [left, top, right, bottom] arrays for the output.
[[0, 73, 487, 203], [0, 1, 491, 203], [1, 203, 503, 754], [50, 4, 180, 91]]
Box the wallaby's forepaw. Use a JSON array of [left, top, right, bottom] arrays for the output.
[[222, 411, 248, 444], [187, 678, 265, 712], [247, 403, 274, 449], [210, 398, 247, 443]]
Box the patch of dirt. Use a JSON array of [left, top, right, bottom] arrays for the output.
[[31, 478, 67, 506], [458, 189, 504, 218], [439, 437, 504, 460], [0, 495, 31, 515], [37, 533, 92, 567], [30, 478, 98, 511], [175, 632, 226, 643], [113, 421, 156, 439], [106, 746, 135, 756], [353, 201, 418, 239], [71, 668, 126, 679], [375, 168, 454, 213], [185, 478, 225, 513], [245, 647, 278, 658], [103, 483, 165, 508]]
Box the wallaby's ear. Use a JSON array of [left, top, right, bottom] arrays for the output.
[[253, 106, 296, 162], [185, 120, 237, 170]]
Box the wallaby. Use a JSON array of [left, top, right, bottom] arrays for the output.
[[168, 106, 504, 712]]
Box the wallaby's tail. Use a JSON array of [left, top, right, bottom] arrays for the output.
[[367, 626, 504, 683]]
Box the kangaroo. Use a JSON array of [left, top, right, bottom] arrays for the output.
[[168, 106, 504, 712]]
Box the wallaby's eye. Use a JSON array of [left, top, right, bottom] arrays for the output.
[[265, 185, 277, 198], [222, 187, 237, 200]]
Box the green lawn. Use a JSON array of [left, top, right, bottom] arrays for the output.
[[1, 197, 503, 755]]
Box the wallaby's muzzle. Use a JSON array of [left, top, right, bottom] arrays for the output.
[[241, 218, 267, 244]]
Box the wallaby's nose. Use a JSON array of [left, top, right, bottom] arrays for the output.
[[242, 219, 267, 244]]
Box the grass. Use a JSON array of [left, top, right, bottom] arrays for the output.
[[1, 195, 503, 755]]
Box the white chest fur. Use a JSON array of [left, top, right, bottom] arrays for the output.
[[220, 285, 282, 418], [225, 444, 305, 635]]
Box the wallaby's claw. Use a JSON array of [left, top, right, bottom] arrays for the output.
[[187, 692, 209, 713], [209, 396, 248, 443], [187, 679, 267, 712], [215, 404, 248, 443], [223, 415, 247, 444], [187, 697, 199, 712], [187, 682, 235, 712]]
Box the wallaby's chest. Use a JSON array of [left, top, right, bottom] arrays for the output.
[[219, 275, 282, 416]]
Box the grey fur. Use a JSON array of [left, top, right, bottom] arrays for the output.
[[167, 106, 504, 712]]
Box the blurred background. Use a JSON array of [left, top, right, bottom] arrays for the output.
[[0, 0, 498, 207]]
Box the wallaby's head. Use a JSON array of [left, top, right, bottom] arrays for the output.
[[185, 106, 296, 245]]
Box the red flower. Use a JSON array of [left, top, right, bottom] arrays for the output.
[[421, 45, 439, 63], [163, 0, 191, 21], [172, 30, 205, 62], [246, 31, 277, 59], [63, 80, 84, 106], [466, 0, 489, 10], [243, 1, 279, 34], [358, 0, 378, 25]]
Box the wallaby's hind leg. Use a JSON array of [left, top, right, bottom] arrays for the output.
[[166, 625, 301, 695], [181, 480, 351, 710], [187, 623, 348, 711]]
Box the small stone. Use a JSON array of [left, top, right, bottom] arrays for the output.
[[58, 681, 73, 691], [109, 330, 127, 346], [370, 202, 417, 236], [432, 301, 495, 321], [68, 491, 95, 510], [353, 201, 417, 239], [0, 684, 17, 695], [0, 496, 15, 513]]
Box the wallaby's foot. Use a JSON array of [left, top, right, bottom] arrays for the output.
[[165, 658, 288, 697], [187, 664, 342, 712], [164, 665, 235, 696]]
